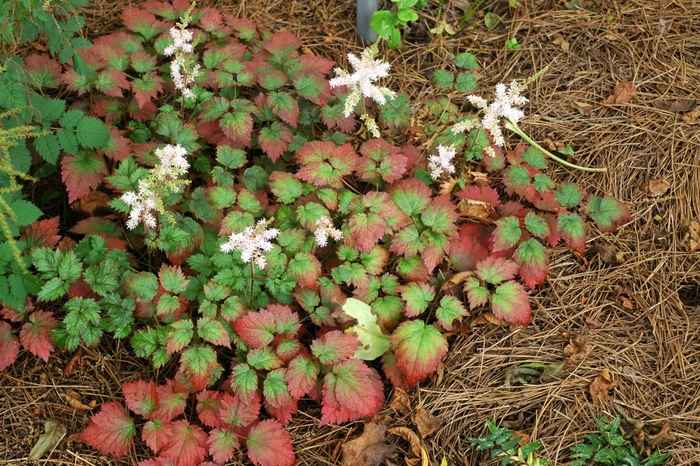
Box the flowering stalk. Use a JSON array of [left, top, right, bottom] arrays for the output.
[[314, 216, 343, 247], [428, 144, 457, 179], [329, 43, 395, 139], [164, 2, 200, 100]]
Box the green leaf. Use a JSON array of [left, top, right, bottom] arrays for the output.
[[57, 129, 79, 154], [126, 272, 159, 302], [216, 145, 246, 169], [464, 277, 489, 310], [9, 199, 43, 227], [432, 70, 454, 88], [76, 116, 110, 149], [490, 281, 531, 325], [343, 298, 390, 361], [492, 216, 522, 251], [554, 183, 584, 208], [557, 212, 586, 254], [38, 276, 69, 301], [513, 239, 549, 290], [521, 146, 548, 169], [524, 212, 550, 239], [378, 94, 410, 128], [201, 97, 229, 122], [197, 317, 230, 347], [587, 196, 630, 233], [31, 95, 65, 122], [34, 134, 61, 164], [533, 173, 555, 192], [166, 318, 194, 354], [269, 172, 303, 204], [390, 320, 448, 386], [247, 347, 283, 370], [454, 72, 478, 92], [401, 282, 435, 317], [435, 295, 468, 330], [455, 52, 480, 69]]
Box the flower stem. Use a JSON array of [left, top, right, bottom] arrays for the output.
[[504, 119, 607, 173], [248, 261, 255, 308]]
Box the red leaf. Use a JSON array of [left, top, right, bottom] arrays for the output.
[[19, 310, 57, 361], [61, 152, 108, 203], [456, 184, 501, 206], [233, 310, 277, 348], [21, 216, 61, 249], [207, 427, 239, 464], [218, 392, 261, 428], [262, 32, 301, 63], [490, 281, 531, 326], [78, 402, 135, 459], [0, 321, 19, 370], [358, 138, 407, 184], [295, 141, 359, 189], [310, 330, 360, 365], [151, 380, 189, 422], [321, 359, 385, 425], [129, 100, 158, 121], [196, 390, 225, 428], [246, 420, 295, 466], [381, 351, 409, 389], [132, 72, 164, 109], [448, 224, 492, 272], [25, 53, 62, 88], [258, 121, 293, 162], [199, 8, 228, 33], [123, 379, 158, 419], [142, 419, 173, 454], [266, 92, 299, 128], [159, 419, 208, 466], [475, 257, 520, 284], [285, 355, 319, 400], [103, 126, 131, 161], [97, 69, 130, 98]]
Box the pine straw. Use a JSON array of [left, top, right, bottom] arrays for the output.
[[4, 0, 700, 464]]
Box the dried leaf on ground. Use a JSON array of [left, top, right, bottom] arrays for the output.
[[342, 423, 395, 466], [682, 218, 700, 252], [440, 271, 475, 292], [505, 361, 564, 387], [61, 392, 96, 411], [603, 82, 636, 104], [563, 332, 590, 366], [644, 179, 671, 197], [414, 406, 440, 438], [653, 99, 695, 112], [572, 101, 594, 116], [388, 426, 422, 457], [63, 348, 82, 377], [70, 190, 111, 215], [590, 368, 619, 406], [593, 243, 624, 265], [552, 35, 570, 52], [500, 412, 525, 429], [457, 198, 497, 223], [514, 430, 531, 446], [648, 422, 676, 447], [28, 419, 66, 460], [389, 387, 412, 416], [682, 106, 700, 123]]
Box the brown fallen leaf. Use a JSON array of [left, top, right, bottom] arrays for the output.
[[552, 35, 570, 52], [647, 421, 676, 447], [653, 99, 695, 112], [70, 190, 111, 216], [593, 243, 624, 265], [390, 388, 412, 416], [63, 348, 82, 378], [682, 106, 700, 123], [563, 332, 590, 366], [440, 271, 475, 292], [457, 198, 497, 223], [414, 406, 440, 439], [500, 412, 525, 429], [342, 423, 395, 466], [572, 101, 594, 116], [388, 427, 422, 458], [438, 178, 459, 196], [585, 318, 604, 329], [603, 82, 636, 104], [682, 218, 700, 252], [513, 431, 531, 447], [590, 368, 619, 406], [61, 392, 96, 411], [644, 179, 671, 197]]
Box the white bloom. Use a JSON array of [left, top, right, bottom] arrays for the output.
[[455, 80, 529, 153], [164, 27, 194, 56], [122, 179, 159, 230], [314, 216, 343, 247], [330, 45, 396, 117], [170, 59, 200, 100], [428, 144, 457, 179], [153, 144, 190, 180], [360, 114, 380, 139], [220, 218, 280, 269]]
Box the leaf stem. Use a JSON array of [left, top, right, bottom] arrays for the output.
[[503, 118, 607, 173]]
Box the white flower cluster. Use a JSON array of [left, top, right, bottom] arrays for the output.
[[153, 144, 190, 180], [122, 179, 158, 230], [220, 219, 280, 269], [314, 216, 343, 247], [163, 27, 193, 56], [453, 81, 528, 157], [428, 144, 457, 179], [121, 144, 190, 230], [164, 27, 200, 99], [329, 45, 396, 117]]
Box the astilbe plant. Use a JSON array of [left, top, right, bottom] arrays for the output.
[[0, 0, 632, 464]]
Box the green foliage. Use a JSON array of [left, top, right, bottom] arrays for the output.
[[370, 0, 429, 48], [464, 420, 551, 466], [570, 416, 673, 466]]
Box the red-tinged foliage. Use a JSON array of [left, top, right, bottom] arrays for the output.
[[97, 69, 131, 98], [0, 321, 20, 370], [133, 72, 164, 109], [218, 392, 261, 428], [1, 305, 24, 322], [310, 330, 360, 365], [142, 419, 173, 454], [103, 126, 131, 161], [320, 359, 385, 425], [262, 32, 301, 63], [92, 97, 123, 125], [267, 92, 299, 128], [533, 191, 561, 213], [19, 310, 57, 361], [285, 355, 319, 400], [124, 379, 158, 419], [129, 100, 159, 121], [358, 138, 408, 184], [196, 390, 225, 429], [199, 7, 228, 33], [60, 69, 90, 95], [233, 309, 277, 348], [61, 152, 108, 203], [456, 184, 502, 206], [475, 256, 520, 284], [158, 419, 208, 466], [78, 402, 135, 458], [258, 122, 293, 162], [391, 320, 448, 386], [490, 281, 532, 326], [121, 7, 167, 37], [514, 239, 550, 290], [21, 216, 61, 249], [295, 141, 359, 189], [151, 380, 188, 422], [67, 277, 96, 299], [448, 224, 492, 272], [380, 351, 409, 389], [25, 53, 62, 88], [246, 420, 295, 466], [207, 427, 238, 464]]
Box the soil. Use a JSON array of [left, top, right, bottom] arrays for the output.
[[2, 0, 700, 465]]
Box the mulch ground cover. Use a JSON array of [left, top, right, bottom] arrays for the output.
[[2, 0, 700, 464]]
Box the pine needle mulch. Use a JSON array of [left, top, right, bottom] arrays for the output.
[[3, 0, 700, 465]]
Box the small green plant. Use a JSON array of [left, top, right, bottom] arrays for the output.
[[464, 419, 551, 466], [505, 38, 521, 51], [370, 0, 429, 48], [570, 416, 673, 466]]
